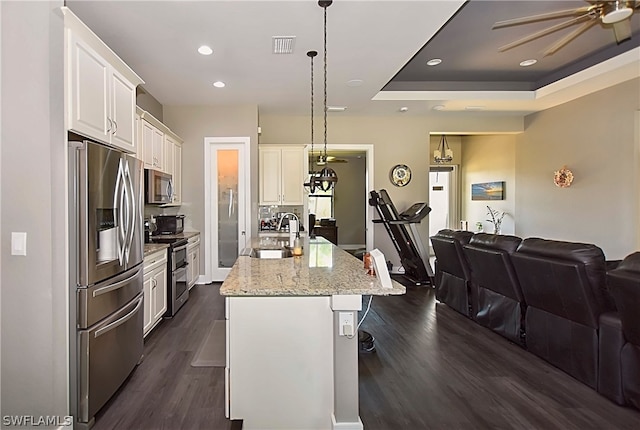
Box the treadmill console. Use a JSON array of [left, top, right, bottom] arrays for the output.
[[399, 202, 431, 222]]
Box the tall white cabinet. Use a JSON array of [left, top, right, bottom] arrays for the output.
[[259, 146, 305, 205], [64, 9, 143, 153]]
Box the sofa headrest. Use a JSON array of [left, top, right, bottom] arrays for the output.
[[468, 233, 522, 254], [516, 237, 605, 265], [431, 229, 473, 244], [615, 252, 640, 273]]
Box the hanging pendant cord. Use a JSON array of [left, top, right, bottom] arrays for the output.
[[310, 52, 315, 170], [323, 4, 328, 158]]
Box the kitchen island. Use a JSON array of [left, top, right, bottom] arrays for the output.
[[220, 236, 405, 430]]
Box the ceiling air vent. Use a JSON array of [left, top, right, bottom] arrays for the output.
[[272, 36, 296, 54]]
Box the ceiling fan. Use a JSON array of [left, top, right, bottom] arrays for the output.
[[314, 155, 348, 165], [492, 1, 640, 56]]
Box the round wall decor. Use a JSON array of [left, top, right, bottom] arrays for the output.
[[390, 164, 411, 187], [554, 166, 574, 188]]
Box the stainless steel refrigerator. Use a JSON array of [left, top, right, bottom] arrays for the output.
[[69, 136, 144, 428]]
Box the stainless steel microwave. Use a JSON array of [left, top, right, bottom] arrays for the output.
[[145, 169, 173, 204]]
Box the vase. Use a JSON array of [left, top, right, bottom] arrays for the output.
[[493, 226, 501, 235]]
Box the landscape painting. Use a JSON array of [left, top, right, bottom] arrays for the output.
[[471, 181, 504, 200]]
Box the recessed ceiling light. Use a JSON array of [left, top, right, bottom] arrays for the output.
[[465, 106, 485, 111], [327, 106, 347, 112], [399, 107, 409, 113], [519, 59, 537, 67], [213, 81, 225, 88], [426, 58, 442, 66], [198, 45, 213, 55], [346, 79, 364, 87], [433, 105, 445, 111]]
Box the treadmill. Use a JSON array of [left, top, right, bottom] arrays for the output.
[[369, 189, 434, 286]]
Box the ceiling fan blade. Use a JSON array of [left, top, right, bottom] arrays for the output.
[[492, 6, 593, 29], [612, 19, 632, 42], [498, 13, 592, 52], [543, 19, 598, 56]]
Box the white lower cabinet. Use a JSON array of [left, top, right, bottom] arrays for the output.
[[187, 234, 201, 290], [143, 249, 168, 337]]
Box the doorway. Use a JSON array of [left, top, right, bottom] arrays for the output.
[[429, 165, 460, 241], [308, 144, 374, 252], [204, 137, 251, 282]]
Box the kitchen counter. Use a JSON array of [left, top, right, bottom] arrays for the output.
[[222, 236, 405, 430], [220, 236, 405, 297], [143, 243, 169, 258], [149, 231, 200, 241]]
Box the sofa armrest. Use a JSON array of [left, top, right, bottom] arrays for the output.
[[598, 312, 625, 405]]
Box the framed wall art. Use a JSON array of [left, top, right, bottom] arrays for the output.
[[471, 181, 504, 200]]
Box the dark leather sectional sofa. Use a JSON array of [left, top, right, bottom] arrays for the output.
[[430, 229, 637, 410]]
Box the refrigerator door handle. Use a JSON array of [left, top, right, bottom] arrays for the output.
[[94, 295, 143, 338], [114, 159, 126, 266], [92, 271, 140, 297], [122, 160, 136, 263]]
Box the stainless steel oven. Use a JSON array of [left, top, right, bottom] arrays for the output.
[[150, 237, 189, 317], [169, 240, 189, 317]]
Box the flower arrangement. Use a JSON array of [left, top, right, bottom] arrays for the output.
[[486, 206, 506, 234]]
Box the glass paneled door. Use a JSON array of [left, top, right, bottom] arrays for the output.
[[206, 138, 250, 281]]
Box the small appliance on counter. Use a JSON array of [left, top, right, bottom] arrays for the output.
[[153, 214, 185, 235], [144, 218, 156, 243]]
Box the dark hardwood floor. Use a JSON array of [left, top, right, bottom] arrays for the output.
[[93, 283, 640, 430]]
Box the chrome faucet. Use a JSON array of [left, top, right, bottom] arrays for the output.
[[276, 213, 300, 233]]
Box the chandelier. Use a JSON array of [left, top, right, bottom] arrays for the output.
[[316, 0, 337, 191], [434, 135, 453, 163], [303, 50, 319, 193]]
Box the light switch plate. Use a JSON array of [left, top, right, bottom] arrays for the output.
[[11, 232, 27, 256]]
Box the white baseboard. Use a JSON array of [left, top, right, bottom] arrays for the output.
[[331, 414, 363, 430]]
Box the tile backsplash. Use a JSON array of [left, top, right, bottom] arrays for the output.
[[259, 205, 303, 231]]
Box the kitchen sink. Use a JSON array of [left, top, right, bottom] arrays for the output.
[[249, 248, 294, 259]]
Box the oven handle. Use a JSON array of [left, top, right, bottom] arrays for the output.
[[94, 295, 143, 338], [172, 244, 188, 253]]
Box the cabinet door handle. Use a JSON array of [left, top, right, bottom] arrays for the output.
[[106, 117, 113, 133], [113, 120, 118, 135]]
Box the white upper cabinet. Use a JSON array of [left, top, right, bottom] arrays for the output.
[[64, 7, 143, 153], [164, 133, 183, 205], [259, 146, 305, 205], [109, 69, 137, 151], [137, 107, 184, 206]]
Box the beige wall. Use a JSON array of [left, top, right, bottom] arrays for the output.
[[136, 87, 164, 121], [163, 105, 259, 277], [461, 134, 517, 235], [260, 114, 523, 270], [515, 78, 640, 259], [1, 1, 68, 418]]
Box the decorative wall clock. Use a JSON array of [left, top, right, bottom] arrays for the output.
[[390, 164, 411, 187]]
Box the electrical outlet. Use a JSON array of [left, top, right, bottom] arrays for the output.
[[339, 312, 354, 337]]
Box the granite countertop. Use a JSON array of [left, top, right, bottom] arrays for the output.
[[149, 231, 200, 240], [220, 236, 406, 297], [144, 243, 169, 258]]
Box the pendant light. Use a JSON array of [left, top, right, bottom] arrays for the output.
[[434, 135, 453, 163], [316, 0, 338, 191], [303, 50, 319, 193]]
